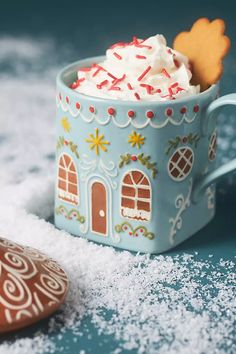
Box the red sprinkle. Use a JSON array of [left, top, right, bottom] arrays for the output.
[[176, 87, 185, 92], [127, 83, 133, 90], [92, 64, 106, 77], [161, 94, 171, 98], [113, 52, 122, 60], [79, 67, 92, 72], [76, 102, 81, 110], [134, 92, 141, 100], [132, 37, 152, 50], [109, 42, 128, 49], [140, 84, 154, 95], [138, 66, 151, 81], [136, 55, 147, 59], [174, 59, 180, 68], [171, 82, 179, 88], [70, 78, 85, 89], [107, 72, 117, 80], [156, 88, 162, 93], [193, 105, 199, 113], [97, 80, 108, 89], [161, 68, 171, 78], [109, 87, 121, 91], [89, 106, 95, 113], [168, 87, 173, 96], [109, 74, 126, 91], [66, 96, 69, 104]]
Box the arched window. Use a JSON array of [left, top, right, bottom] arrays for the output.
[[57, 153, 79, 205], [121, 170, 151, 222]]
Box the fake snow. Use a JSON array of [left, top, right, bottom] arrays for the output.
[[0, 38, 235, 354]]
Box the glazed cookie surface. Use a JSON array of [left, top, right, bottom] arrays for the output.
[[0, 237, 69, 333]]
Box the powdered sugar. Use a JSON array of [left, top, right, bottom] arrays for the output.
[[0, 37, 235, 354]]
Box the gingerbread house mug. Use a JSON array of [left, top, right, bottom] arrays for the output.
[[55, 57, 236, 254]]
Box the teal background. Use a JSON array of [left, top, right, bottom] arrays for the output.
[[0, 0, 235, 353]]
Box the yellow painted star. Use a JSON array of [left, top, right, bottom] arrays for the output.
[[86, 128, 110, 155], [61, 117, 71, 133], [128, 131, 145, 149]]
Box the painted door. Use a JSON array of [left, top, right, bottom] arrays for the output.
[[91, 181, 107, 235]]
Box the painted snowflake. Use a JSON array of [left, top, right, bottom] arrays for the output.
[[86, 128, 110, 155]]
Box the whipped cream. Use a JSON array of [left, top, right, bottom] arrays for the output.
[[71, 34, 200, 101]]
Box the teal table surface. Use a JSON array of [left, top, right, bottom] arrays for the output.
[[1, 179, 235, 354]]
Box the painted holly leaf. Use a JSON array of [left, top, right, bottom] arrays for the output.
[[173, 18, 230, 91]]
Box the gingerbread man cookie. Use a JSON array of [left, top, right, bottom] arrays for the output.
[[173, 18, 231, 91]]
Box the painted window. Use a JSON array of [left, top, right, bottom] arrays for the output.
[[121, 170, 151, 221], [57, 153, 79, 205], [168, 147, 194, 181]]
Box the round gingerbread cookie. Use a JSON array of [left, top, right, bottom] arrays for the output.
[[0, 237, 69, 333]]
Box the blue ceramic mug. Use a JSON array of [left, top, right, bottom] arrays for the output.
[[55, 57, 236, 254]]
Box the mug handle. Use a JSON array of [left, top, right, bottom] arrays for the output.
[[192, 93, 236, 203]]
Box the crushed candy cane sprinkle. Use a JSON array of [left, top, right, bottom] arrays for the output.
[[71, 34, 200, 101]]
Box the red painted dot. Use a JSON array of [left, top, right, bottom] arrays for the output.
[[128, 110, 135, 118], [59, 93, 62, 100], [108, 107, 115, 115], [166, 108, 173, 117], [129, 232, 133, 236], [180, 106, 187, 114], [140, 229, 143, 233], [131, 155, 137, 161], [89, 106, 95, 113], [146, 111, 154, 119], [156, 89, 161, 93], [66, 96, 70, 104], [193, 104, 199, 113], [76, 102, 81, 110]]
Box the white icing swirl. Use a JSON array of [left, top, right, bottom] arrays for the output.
[[73, 34, 200, 101]]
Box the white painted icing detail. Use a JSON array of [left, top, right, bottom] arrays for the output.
[[99, 210, 105, 217], [208, 130, 217, 161], [56, 97, 198, 129], [58, 189, 79, 205], [121, 207, 151, 221], [169, 178, 193, 245], [79, 155, 118, 190], [206, 186, 215, 210]]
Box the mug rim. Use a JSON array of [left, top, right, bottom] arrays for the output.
[[57, 56, 219, 107]]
